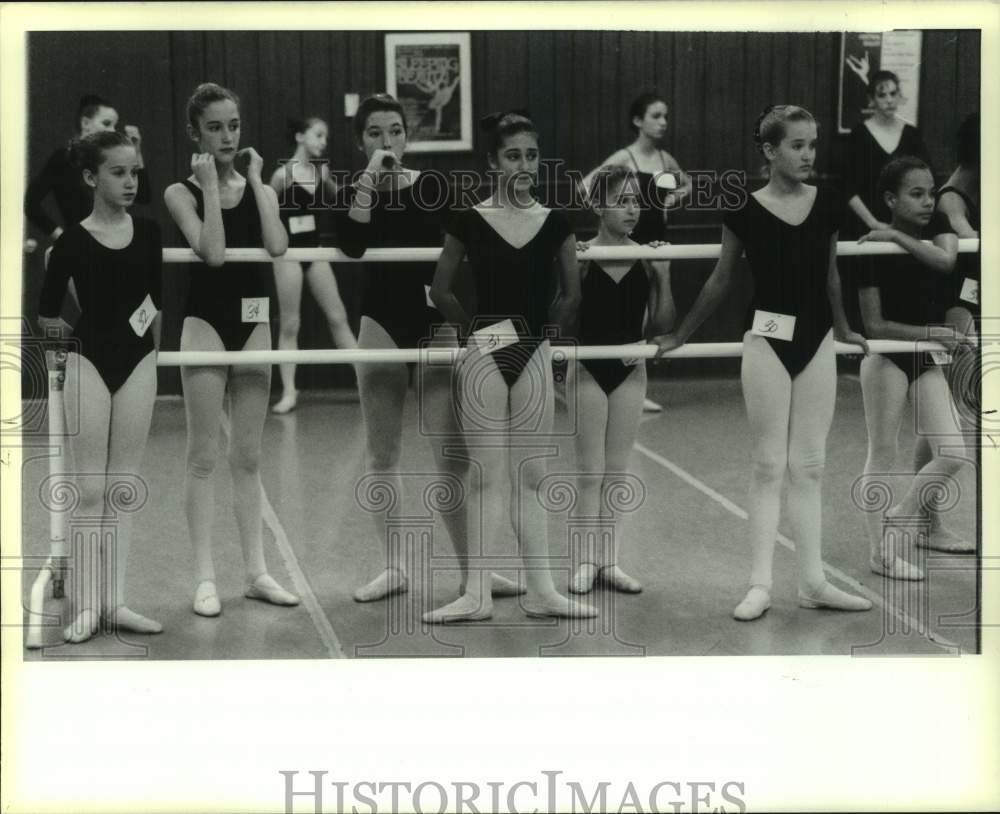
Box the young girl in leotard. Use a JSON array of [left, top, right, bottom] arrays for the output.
[[656, 105, 872, 621], [269, 116, 357, 414], [569, 165, 676, 595], [843, 71, 931, 239], [338, 94, 522, 606], [38, 131, 162, 642], [856, 157, 973, 567], [427, 111, 595, 622], [164, 83, 299, 617], [26, 94, 151, 246]]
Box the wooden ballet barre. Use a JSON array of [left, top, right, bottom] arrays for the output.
[[154, 340, 955, 367], [160, 238, 980, 264]]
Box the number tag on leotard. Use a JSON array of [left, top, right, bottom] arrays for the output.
[[472, 318, 518, 356], [960, 277, 979, 306], [288, 214, 316, 235], [128, 294, 158, 338], [424, 284, 435, 309], [751, 310, 796, 342], [930, 351, 953, 366], [241, 297, 270, 323]]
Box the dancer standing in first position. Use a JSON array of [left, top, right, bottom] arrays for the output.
[[38, 131, 163, 642], [569, 165, 676, 595], [656, 105, 873, 621], [165, 83, 299, 617], [428, 111, 596, 622]]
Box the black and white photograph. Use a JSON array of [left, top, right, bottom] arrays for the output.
[[2, 2, 997, 813]]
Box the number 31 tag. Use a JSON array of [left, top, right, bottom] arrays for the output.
[[129, 294, 158, 337], [472, 318, 518, 356], [751, 309, 796, 342]]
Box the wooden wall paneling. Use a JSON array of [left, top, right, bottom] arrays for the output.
[[202, 31, 227, 87], [702, 33, 745, 185], [169, 32, 209, 186], [258, 31, 304, 169], [525, 31, 557, 166], [670, 32, 705, 185], [955, 29, 981, 133]]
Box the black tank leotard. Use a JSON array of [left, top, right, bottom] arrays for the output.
[[723, 185, 841, 380], [39, 217, 162, 394], [336, 173, 448, 353], [278, 176, 328, 249], [625, 148, 672, 244], [579, 259, 649, 395], [181, 178, 272, 352], [935, 184, 980, 320], [446, 206, 573, 388], [855, 211, 956, 384]]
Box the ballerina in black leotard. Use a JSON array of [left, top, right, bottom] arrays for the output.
[[38, 131, 163, 643], [656, 105, 872, 621], [164, 83, 299, 618], [427, 111, 596, 622], [269, 116, 357, 414], [856, 156, 973, 565], [569, 165, 676, 595]]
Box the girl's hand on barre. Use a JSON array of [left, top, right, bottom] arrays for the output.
[[651, 332, 683, 358], [835, 327, 870, 355]]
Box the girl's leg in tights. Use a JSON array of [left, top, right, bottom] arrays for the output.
[[418, 327, 522, 600], [272, 258, 303, 413], [306, 260, 358, 350], [889, 366, 972, 553], [352, 317, 410, 602], [569, 363, 645, 593], [103, 351, 161, 633], [228, 323, 299, 606], [860, 354, 924, 580], [61, 354, 110, 642], [736, 332, 871, 620]]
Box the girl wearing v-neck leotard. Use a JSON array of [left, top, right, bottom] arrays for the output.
[[567, 166, 676, 596], [653, 105, 872, 622], [843, 70, 932, 239], [427, 110, 596, 623]]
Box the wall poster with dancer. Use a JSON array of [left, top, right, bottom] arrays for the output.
[[838, 30, 922, 133], [384, 31, 472, 152]]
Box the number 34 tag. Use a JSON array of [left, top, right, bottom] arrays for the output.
[[242, 297, 270, 323], [128, 294, 158, 337], [472, 318, 518, 356], [751, 309, 796, 342]]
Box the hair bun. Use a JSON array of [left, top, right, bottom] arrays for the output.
[[479, 108, 532, 133]]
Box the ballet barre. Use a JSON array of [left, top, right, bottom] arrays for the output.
[[160, 237, 980, 264], [155, 339, 956, 367]]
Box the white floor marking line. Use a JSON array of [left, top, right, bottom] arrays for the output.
[[221, 413, 345, 659], [633, 441, 960, 651]]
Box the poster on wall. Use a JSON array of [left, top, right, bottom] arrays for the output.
[[838, 30, 922, 133], [385, 31, 472, 152]]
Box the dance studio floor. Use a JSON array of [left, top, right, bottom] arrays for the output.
[[19, 373, 980, 660]]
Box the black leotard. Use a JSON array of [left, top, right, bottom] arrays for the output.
[[723, 185, 841, 380], [277, 176, 329, 249], [842, 122, 931, 238], [39, 217, 162, 394], [25, 144, 151, 237], [445, 206, 573, 388], [624, 148, 672, 244], [855, 212, 956, 384], [181, 178, 272, 352], [579, 259, 649, 395], [336, 173, 448, 351], [935, 184, 980, 319]]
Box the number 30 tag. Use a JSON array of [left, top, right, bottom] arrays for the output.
[[751, 309, 796, 342], [472, 318, 518, 356], [129, 294, 157, 337]]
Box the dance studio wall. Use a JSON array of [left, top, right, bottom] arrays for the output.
[[23, 30, 980, 393]]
